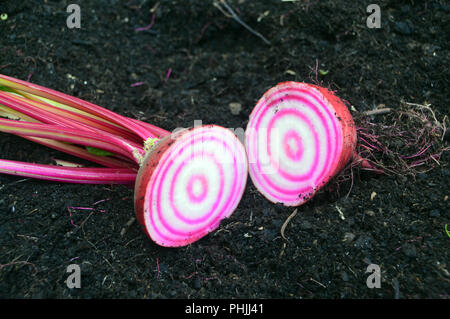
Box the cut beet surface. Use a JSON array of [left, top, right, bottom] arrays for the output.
[[245, 82, 357, 206], [135, 125, 248, 247]]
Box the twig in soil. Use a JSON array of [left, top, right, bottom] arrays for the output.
[[27, 208, 38, 215], [102, 275, 110, 286], [310, 277, 327, 288], [79, 211, 95, 229], [92, 198, 111, 206], [308, 59, 319, 84], [296, 282, 313, 295], [279, 242, 287, 258], [120, 217, 136, 237], [67, 206, 105, 228], [102, 256, 117, 272], [7, 178, 30, 186], [124, 236, 140, 247], [359, 108, 392, 117], [280, 208, 298, 241], [429, 154, 441, 166], [344, 167, 354, 200], [17, 234, 39, 242], [335, 205, 345, 220], [84, 238, 98, 251], [443, 122, 449, 141], [213, 0, 271, 45]]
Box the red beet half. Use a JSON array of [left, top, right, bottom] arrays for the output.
[[135, 125, 248, 247], [245, 82, 357, 206]]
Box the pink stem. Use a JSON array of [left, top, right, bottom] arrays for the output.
[[135, 13, 156, 32], [402, 143, 432, 160], [0, 74, 157, 140], [129, 118, 171, 137], [353, 152, 384, 174], [0, 159, 137, 184], [0, 118, 144, 162], [0, 91, 143, 144], [22, 136, 138, 169], [358, 136, 382, 152]]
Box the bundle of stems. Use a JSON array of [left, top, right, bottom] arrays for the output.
[[0, 74, 248, 247], [0, 74, 169, 183]]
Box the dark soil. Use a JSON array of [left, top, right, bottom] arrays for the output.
[[0, 0, 449, 298]]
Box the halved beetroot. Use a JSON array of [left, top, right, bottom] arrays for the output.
[[135, 125, 248, 247], [245, 82, 356, 206]]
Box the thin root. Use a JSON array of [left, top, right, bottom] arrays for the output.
[[213, 0, 271, 45], [281, 208, 298, 241]]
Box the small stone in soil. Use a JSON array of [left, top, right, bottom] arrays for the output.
[[365, 210, 375, 217], [229, 102, 242, 115], [343, 232, 356, 242]]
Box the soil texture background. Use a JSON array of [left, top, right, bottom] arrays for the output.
[[0, 0, 449, 298]]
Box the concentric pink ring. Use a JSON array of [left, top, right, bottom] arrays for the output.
[[142, 126, 248, 246], [252, 94, 337, 196], [246, 83, 344, 205], [283, 129, 304, 161], [153, 142, 232, 238], [168, 151, 225, 225], [266, 108, 321, 182], [186, 174, 208, 203]]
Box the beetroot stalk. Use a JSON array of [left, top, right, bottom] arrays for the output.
[[0, 118, 144, 163], [0, 159, 136, 184], [0, 74, 248, 247], [0, 74, 154, 140], [0, 103, 136, 168], [0, 90, 143, 143]]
